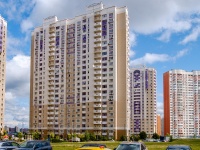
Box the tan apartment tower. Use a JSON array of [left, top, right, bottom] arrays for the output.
[[0, 15, 6, 133], [130, 66, 157, 137], [30, 2, 130, 140], [164, 70, 200, 138], [157, 114, 161, 135]]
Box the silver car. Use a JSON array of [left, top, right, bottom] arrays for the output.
[[114, 141, 148, 150]]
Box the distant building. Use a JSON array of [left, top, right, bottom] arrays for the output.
[[157, 114, 161, 135], [0, 15, 7, 133], [130, 66, 157, 137], [164, 69, 200, 138], [30, 2, 130, 140], [4, 126, 29, 134]]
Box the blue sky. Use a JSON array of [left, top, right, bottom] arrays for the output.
[[1, 0, 200, 128]]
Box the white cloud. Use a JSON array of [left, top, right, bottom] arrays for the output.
[[5, 55, 30, 128], [6, 55, 30, 97], [157, 31, 172, 42], [7, 35, 25, 57], [172, 49, 189, 60], [131, 53, 170, 66], [180, 27, 200, 44], [130, 32, 137, 47], [131, 49, 188, 66]]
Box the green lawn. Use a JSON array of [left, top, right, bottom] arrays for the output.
[[51, 139, 200, 150]]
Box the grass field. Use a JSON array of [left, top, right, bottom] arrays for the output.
[[51, 139, 200, 150]]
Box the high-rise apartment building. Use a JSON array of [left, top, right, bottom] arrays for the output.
[[0, 15, 6, 133], [157, 114, 161, 135], [164, 69, 200, 138], [30, 2, 130, 140], [130, 67, 157, 137]]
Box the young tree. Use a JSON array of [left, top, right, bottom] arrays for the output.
[[84, 131, 90, 141], [152, 133, 160, 139], [139, 131, 147, 140], [17, 132, 23, 141], [33, 131, 40, 140]]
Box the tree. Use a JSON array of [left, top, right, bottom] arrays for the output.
[[17, 132, 23, 141], [139, 131, 147, 140], [152, 133, 160, 139], [84, 131, 90, 141], [120, 135, 126, 141], [33, 131, 40, 140]]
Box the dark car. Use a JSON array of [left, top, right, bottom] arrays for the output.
[[166, 145, 192, 150], [76, 143, 111, 150], [114, 141, 148, 150], [14, 140, 52, 150], [0, 141, 20, 150]]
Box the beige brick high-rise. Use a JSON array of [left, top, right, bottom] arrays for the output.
[[0, 15, 6, 133], [30, 3, 130, 140]]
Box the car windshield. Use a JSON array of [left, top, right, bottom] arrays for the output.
[[116, 144, 140, 150], [20, 141, 37, 148]]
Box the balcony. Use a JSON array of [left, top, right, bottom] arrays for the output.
[[48, 78, 54, 81], [94, 54, 101, 59], [93, 65, 101, 70], [94, 48, 101, 54], [49, 70, 54, 74], [94, 17, 101, 22], [94, 115, 101, 119], [47, 117, 54, 119], [49, 33, 55, 38], [49, 62, 54, 67], [49, 44, 55, 48], [94, 13, 101, 17], [93, 121, 102, 124], [94, 60, 101, 64], [94, 93, 102, 97], [49, 26, 55, 33], [94, 104, 101, 107], [94, 38, 101, 44], [94, 87, 101, 92], [48, 92, 54, 95], [93, 110, 101, 113], [49, 38, 55, 43], [95, 98, 102, 102], [94, 28, 101, 33], [47, 112, 54, 115], [94, 22, 101, 27], [48, 107, 54, 110], [93, 126, 102, 130], [94, 82, 101, 85], [49, 48, 55, 52], [94, 76, 101, 81], [94, 43, 101, 48], [102, 132, 108, 136], [94, 33, 101, 38]]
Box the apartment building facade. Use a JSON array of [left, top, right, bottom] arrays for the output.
[[30, 2, 130, 140], [157, 114, 161, 135], [0, 15, 6, 133], [130, 67, 157, 137], [164, 70, 200, 138]]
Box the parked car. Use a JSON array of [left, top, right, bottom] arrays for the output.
[[0, 141, 20, 150], [166, 145, 192, 150], [14, 140, 52, 150], [76, 143, 111, 150], [114, 141, 148, 150]]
